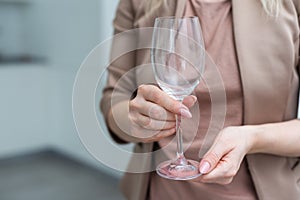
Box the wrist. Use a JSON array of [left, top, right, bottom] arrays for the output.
[[240, 120, 300, 157], [242, 124, 265, 154]]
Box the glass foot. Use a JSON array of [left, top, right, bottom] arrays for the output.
[[156, 159, 202, 180]]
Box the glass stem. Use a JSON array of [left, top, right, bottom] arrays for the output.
[[175, 110, 187, 165], [176, 114, 183, 156]]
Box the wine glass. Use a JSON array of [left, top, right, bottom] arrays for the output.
[[151, 16, 205, 180]]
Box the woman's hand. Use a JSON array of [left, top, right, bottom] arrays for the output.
[[196, 126, 255, 185], [195, 120, 300, 185], [129, 84, 197, 143]]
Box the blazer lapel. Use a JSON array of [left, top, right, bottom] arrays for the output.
[[175, 0, 186, 17], [136, 0, 184, 27], [232, 0, 296, 124], [232, 1, 299, 199]]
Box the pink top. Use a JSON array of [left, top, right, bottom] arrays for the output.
[[149, 0, 258, 199]]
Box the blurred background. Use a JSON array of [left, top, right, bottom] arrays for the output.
[[0, 0, 130, 199]]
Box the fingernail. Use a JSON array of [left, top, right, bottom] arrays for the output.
[[191, 95, 197, 103], [200, 161, 210, 174], [180, 108, 192, 118]]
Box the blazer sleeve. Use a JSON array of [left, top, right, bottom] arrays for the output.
[[100, 0, 138, 143]]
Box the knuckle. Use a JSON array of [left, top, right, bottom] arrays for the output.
[[223, 169, 231, 178], [164, 121, 174, 129], [222, 178, 233, 185], [154, 133, 166, 141], [170, 100, 179, 110], [138, 84, 148, 94], [143, 132, 160, 143], [220, 127, 235, 141], [129, 99, 140, 111], [168, 128, 176, 136], [225, 171, 235, 179], [217, 133, 231, 148], [208, 152, 221, 165], [128, 112, 141, 126], [141, 116, 152, 127], [153, 129, 174, 141], [163, 129, 175, 137], [146, 137, 158, 143], [128, 114, 138, 124], [223, 165, 237, 178], [149, 107, 160, 118], [151, 90, 161, 102], [149, 107, 165, 119]]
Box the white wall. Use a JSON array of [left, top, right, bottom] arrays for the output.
[[0, 64, 52, 156], [0, 0, 129, 178], [0, 3, 26, 56]]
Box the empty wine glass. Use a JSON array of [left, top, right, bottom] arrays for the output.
[[151, 16, 205, 180]]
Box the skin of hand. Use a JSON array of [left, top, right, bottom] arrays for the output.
[[195, 126, 254, 185], [129, 84, 197, 143], [196, 120, 300, 185]]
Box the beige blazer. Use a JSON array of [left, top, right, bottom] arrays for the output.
[[102, 0, 300, 199]]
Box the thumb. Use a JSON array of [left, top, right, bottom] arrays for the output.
[[199, 142, 226, 174]]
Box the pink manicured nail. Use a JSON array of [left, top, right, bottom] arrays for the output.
[[191, 95, 197, 103], [200, 161, 210, 174], [180, 108, 192, 118]]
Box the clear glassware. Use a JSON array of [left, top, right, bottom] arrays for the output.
[[151, 16, 205, 180]]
